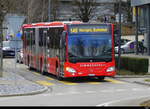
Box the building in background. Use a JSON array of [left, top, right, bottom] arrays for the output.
[[131, 0, 150, 55], [3, 14, 25, 41]]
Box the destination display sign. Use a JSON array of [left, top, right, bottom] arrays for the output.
[[69, 24, 111, 35]]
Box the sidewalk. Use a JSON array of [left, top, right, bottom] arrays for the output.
[[0, 71, 48, 97], [115, 75, 150, 86], [115, 75, 150, 106]]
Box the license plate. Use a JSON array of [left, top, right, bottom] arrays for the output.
[[89, 74, 95, 76]]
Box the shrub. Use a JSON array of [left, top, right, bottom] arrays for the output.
[[115, 56, 149, 75]]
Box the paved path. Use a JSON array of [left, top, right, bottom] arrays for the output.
[[0, 71, 48, 97]]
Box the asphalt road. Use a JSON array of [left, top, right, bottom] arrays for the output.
[[1, 58, 150, 106]]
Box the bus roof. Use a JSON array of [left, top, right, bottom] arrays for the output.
[[22, 21, 83, 29]]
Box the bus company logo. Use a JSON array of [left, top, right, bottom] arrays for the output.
[[80, 64, 106, 67]]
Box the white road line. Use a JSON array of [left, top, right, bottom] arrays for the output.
[[55, 93, 66, 96], [85, 91, 97, 94], [41, 91, 82, 96], [115, 89, 126, 92], [132, 88, 143, 91], [96, 95, 150, 107], [68, 92, 82, 95], [100, 90, 114, 93]]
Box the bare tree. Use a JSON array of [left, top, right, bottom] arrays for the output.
[[72, 0, 97, 22], [0, 0, 11, 22], [27, 0, 44, 23], [27, 0, 60, 23], [114, 0, 132, 23], [122, 0, 132, 23], [51, 0, 60, 21]]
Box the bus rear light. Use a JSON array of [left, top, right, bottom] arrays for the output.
[[106, 67, 115, 72], [66, 67, 77, 73]]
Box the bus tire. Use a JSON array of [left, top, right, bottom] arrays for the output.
[[29, 63, 33, 71], [41, 66, 46, 75], [57, 73, 64, 81]]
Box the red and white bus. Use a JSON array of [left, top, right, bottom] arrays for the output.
[[22, 21, 116, 80]]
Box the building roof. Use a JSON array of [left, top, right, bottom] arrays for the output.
[[131, 0, 150, 6], [59, 0, 117, 3]]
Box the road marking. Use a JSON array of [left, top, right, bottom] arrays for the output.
[[45, 77, 55, 81], [55, 93, 66, 96], [36, 81, 55, 86], [69, 91, 81, 95], [87, 82, 101, 85], [115, 89, 126, 92], [33, 72, 41, 76], [105, 79, 126, 84], [59, 81, 78, 85], [86, 91, 97, 94], [96, 95, 150, 107], [100, 90, 113, 93]]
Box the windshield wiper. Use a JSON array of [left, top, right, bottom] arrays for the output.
[[69, 53, 78, 58], [88, 57, 112, 62], [103, 52, 112, 55]]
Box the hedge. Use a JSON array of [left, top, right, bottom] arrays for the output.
[[116, 57, 149, 74]]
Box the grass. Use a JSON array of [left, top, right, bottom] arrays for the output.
[[145, 79, 150, 82], [141, 100, 150, 107]]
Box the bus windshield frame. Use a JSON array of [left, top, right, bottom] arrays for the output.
[[67, 24, 113, 63]]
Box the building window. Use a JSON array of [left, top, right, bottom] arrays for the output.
[[139, 5, 147, 29]]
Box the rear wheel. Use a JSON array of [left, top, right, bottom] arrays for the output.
[[41, 66, 46, 75], [40, 60, 46, 75], [57, 73, 64, 81], [29, 63, 34, 70]]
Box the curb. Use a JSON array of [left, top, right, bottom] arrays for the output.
[[115, 75, 150, 78], [115, 76, 150, 87], [0, 86, 48, 97], [97, 96, 150, 106], [134, 81, 150, 87]]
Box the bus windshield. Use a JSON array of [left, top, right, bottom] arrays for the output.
[[68, 35, 112, 63]]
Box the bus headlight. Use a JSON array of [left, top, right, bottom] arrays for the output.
[[66, 67, 77, 73], [107, 67, 115, 72]]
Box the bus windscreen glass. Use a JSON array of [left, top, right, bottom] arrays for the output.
[[68, 24, 112, 63], [68, 35, 112, 63]]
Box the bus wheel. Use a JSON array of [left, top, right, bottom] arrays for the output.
[[29, 63, 33, 70], [41, 71, 46, 75], [41, 66, 46, 75], [57, 73, 64, 81], [97, 76, 105, 81]]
